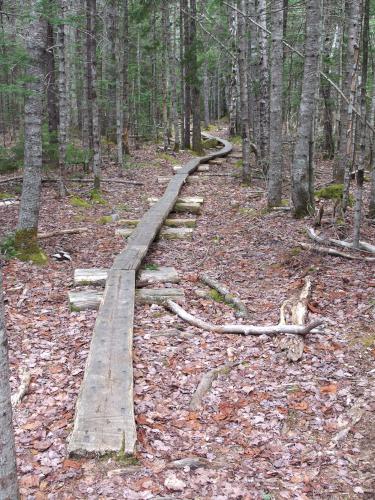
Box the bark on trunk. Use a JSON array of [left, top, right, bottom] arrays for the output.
[[291, 0, 322, 218], [86, 0, 101, 188], [17, 5, 46, 242], [46, 21, 58, 138], [257, 0, 270, 169], [267, 0, 284, 207], [115, 2, 124, 167], [321, 0, 335, 160], [0, 271, 19, 499], [353, 0, 368, 248], [183, 0, 191, 149], [190, 0, 202, 154], [161, 4, 170, 151], [57, 0, 68, 196], [237, 0, 251, 184], [123, 0, 130, 155], [228, 8, 238, 137], [335, 0, 361, 182]]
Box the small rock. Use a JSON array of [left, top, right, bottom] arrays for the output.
[[164, 474, 186, 491]]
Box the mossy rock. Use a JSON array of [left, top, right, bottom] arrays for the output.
[[209, 288, 224, 303], [70, 196, 91, 209], [315, 184, 344, 200], [202, 138, 219, 149]]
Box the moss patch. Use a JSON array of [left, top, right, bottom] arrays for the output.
[[0, 192, 13, 200], [14, 228, 48, 265], [315, 184, 344, 200], [90, 189, 107, 205], [157, 152, 180, 165], [70, 196, 91, 209], [98, 215, 113, 225], [209, 288, 224, 303], [202, 138, 219, 149]]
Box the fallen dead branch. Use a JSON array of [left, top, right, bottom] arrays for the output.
[[190, 361, 243, 411], [200, 273, 249, 318], [278, 277, 312, 362], [166, 300, 323, 336], [307, 227, 375, 254], [299, 242, 375, 262], [38, 227, 88, 239], [11, 370, 31, 407]]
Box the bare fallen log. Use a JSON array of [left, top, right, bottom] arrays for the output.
[[200, 273, 249, 318], [38, 227, 88, 239], [63, 178, 144, 186], [300, 242, 375, 262], [307, 227, 375, 254], [11, 371, 31, 407], [166, 300, 323, 336], [190, 361, 243, 411], [278, 277, 312, 362]]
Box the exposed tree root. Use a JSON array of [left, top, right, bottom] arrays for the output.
[[166, 300, 323, 336], [300, 242, 375, 262], [200, 273, 249, 318], [38, 228, 88, 239], [190, 361, 243, 411], [11, 370, 31, 407], [306, 227, 375, 254]]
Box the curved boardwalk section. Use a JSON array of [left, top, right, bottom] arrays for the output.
[[68, 135, 232, 457]]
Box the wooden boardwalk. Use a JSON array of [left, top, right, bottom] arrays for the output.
[[68, 134, 232, 457]]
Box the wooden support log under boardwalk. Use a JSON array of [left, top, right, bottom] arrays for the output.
[[68, 134, 232, 457]]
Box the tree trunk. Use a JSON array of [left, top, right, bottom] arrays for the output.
[[203, 60, 210, 129], [183, 0, 191, 149], [16, 4, 46, 253], [321, 0, 335, 160], [161, 4, 170, 151], [57, 0, 68, 196], [115, 2, 124, 167], [0, 272, 19, 499], [335, 0, 361, 183], [267, 0, 284, 207], [123, 0, 130, 155], [353, 0, 368, 248], [86, 0, 101, 189], [190, 0, 202, 154], [257, 0, 270, 169], [237, 0, 250, 184], [46, 21, 58, 138], [171, 5, 180, 151], [228, 8, 238, 137], [291, 0, 322, 217]]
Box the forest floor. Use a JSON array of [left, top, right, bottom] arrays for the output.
[[1, 130, 374, 499]]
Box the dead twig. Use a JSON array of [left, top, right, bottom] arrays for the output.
[[299, 242, 375, 262], [166, 300, 323, 336], [190, 361, 243, 411], [200, 273, 249, 318], [307, 227, 375, 254]]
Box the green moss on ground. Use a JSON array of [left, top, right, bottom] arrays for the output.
[[209, 289, 224, 303], [0, 192, 12, 200], [98, 215, 113, 225], [202, 138, 219, 149], [90, 189, 107, 205], [70, 196, 91, 209]]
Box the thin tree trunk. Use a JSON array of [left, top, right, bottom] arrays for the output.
[[16, 5, 46, 252], [171, 5, 180, 151], [183, 0, 191, 149], [237, 0, 250, 184], [321, 0, 335, 160], [291, 0, 322, 217], [87, 0, 101, 189], [203, 60, 210, 129], [335, 0, 361, 183], [161, 4, 170, 151], [267, 0, 284, 207], [46, 20, 58, 138], [115, 2, 124, 167], [353, 0, 368, 248], [123, 0, 130, 155], [0, 272, 19, 499], [57, 0, 68, 197], [257, 0, 269, 169], [190, 0, 202, 154], [228, 8, 238, 137], [179, 0, 185, 147]]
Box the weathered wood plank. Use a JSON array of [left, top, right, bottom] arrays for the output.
[[69, 134, 232, 457], [69, 286, 185, 310], [74, 267, 180, 287], [68, 270, 137, 456], [117, 218, 197, 228], [160, 227, 194, 240], [148, 196, 204, 206]]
